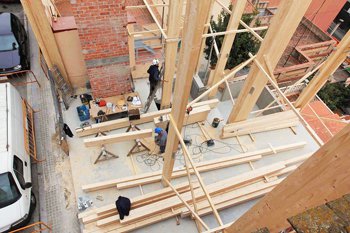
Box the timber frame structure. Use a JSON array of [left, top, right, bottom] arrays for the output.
[[14, 0, 346, 231], [117, 0, 350, 232]]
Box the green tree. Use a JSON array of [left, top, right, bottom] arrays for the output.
[[318, 82, 350, 111], [204, 6, 264, 69]]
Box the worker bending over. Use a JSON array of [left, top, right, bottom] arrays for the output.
[[155, 127, 167, 153], [147, 59, 161, 97]]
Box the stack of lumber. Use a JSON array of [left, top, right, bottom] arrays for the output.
[[76, 99, 219, 137], [81, 142, 306, 192], [80, 154, 311, 233], [221, 110, 299, 138]]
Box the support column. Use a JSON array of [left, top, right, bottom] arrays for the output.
[[295, 30, 350, 109], [226, 123, 350, 232], [160, 0, 184, 109], [227, 0, 312, 123], [21, 0, 70, 86], [162, 0, 212, 184], [208, 0, 247, 98], [195, 0, 215, 75], [127, 22, 136, 71]]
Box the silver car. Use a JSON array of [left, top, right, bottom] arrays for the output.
[[0, 12, 29, 73]]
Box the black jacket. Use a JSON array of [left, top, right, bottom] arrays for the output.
[[115, 196, 131, 220], [147, 65, 160, 83]]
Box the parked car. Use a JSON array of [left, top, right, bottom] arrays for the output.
[[0, 83, 36, 232], [0, 12, 29, 73]]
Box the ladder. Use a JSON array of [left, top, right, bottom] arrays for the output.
[[50, 65, 73, 109], [22, 100, 38, 162], [143, 63, 164, 113]]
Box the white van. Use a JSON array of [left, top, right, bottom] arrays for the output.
[[0, 83, 36, 232]]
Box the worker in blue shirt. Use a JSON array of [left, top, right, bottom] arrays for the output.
[[155, 127, 167, 153]]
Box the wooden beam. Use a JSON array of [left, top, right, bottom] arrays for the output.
[[227, 0, 312, 123], [82, 142, 305, 192], [226, 123, 350, 232], [247, 53, 324, 146], [125, 3, 169, 9], [295, 30, 350, 109], [195, 0, 215, 75], [168, 115, 224, 226], [75, 99, 218, 137], [162, 0, 212, 183], [20, 0, 52, 68], [202, 26, 268, 38], [160, 0, 184, 109], [127, 23, 136, 70], [163, 179, 210, 230], [255, 61, 325, 117], [21, 0, 70, 85], [84, 129, 152, 147], [143, 0, 167, 39], [188, 56, 255, 108], [208, 0, 247, 98]]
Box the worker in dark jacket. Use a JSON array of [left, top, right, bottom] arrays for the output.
[[155, 127, 167, 153], [147, 59, 160, 96]]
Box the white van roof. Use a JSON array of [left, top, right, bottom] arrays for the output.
[[0, 84, 8, 152], [0, 83, 11, 173]]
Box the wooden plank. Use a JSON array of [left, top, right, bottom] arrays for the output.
[[23, 0, 70, 84], [228, 0, 312, 123], [223, 110, 297, 132], [83, 129, 153, 147], [82, 142, 306, 192], [295, 30, 350, 108], [96, 182, 198, 216], [181, 178, 283, 217], [162, 0, 213, 183], [208, 0, 247, 98], [183, 105, 211, 125], [226, 124, 350, 232], [95, 183, 200, 227], [163, 179, 210, 230], [86, 156, 304, 233], [127, 23, 136, 70], [117, 155, 262, 189], [76, 99, 218, 137], [160, 0, 184, 109], [221, 121, 300, 138], [142, 0, 167, 39], [120, 162, 286, 224]]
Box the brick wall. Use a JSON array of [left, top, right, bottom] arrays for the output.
[[71, 0, 128, 60], [71, 0, 132, 97], [88, 62, 133, 97]]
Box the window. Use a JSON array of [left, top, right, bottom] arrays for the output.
[[0, 172, 21, 208], [0, 34, 18, 52], [13, 156, 25, 189]]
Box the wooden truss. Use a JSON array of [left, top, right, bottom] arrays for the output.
[[103, 0, 350, 232]]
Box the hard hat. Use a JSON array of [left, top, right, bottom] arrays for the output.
[[152, 59, 159, 65], [155, 127, 162, 134]]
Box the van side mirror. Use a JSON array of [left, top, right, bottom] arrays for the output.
[[24, 182, 32, 189]]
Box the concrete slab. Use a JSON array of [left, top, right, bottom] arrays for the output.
[[63, 79, 321, 232]]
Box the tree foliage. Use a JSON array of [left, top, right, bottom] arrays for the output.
[[318, 82, 350, 111], [204, 6, 263, 69]]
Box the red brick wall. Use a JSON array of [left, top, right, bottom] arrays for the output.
[[71, 0, 132, 97], [88, 62, 133, 97], [71, 0, 128, 60]]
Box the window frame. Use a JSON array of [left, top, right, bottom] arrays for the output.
[[13, 155, 25, 190]]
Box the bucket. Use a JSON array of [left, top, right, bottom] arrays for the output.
[[212, 118, 220, 128]]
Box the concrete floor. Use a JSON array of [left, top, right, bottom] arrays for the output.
[[64, 77, 320, 232]]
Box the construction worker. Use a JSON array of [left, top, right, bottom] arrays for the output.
[[155, 127, 167, 153], [147, 59, 161, 97]]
